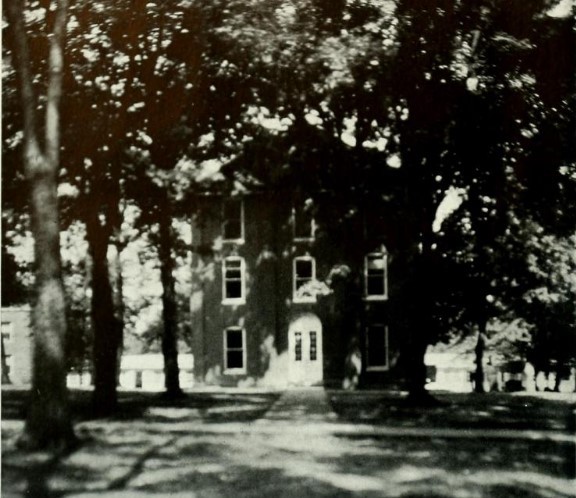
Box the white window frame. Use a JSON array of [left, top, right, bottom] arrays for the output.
[[1, 322, 13, 344], [223, 327, 247, 374], [3, 354, 13, 379], [364, 250, 388, 301], [365, 324, 389, 372], [222, 256, 246, 305], [292, 199, 316, 241], [222, 198, 245, 243], [293, 256, 316, 303]]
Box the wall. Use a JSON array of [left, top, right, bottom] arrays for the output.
[[189, 191, 404, 388], [1, 306, 33, 386]]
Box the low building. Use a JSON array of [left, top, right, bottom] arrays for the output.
[[1, 306, 33, 386], [118, 354, 194, 391], [67, 354, 195, 391]]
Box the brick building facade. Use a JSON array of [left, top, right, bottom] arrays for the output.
[[189, 189, 407, 389]]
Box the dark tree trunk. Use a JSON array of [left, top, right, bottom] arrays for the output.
[[110, 239, 125, 386], [6, 0, 76, 450], [403, 151, 439, 403], [157, 197, 182, 397], [405, 341, 429, 398], [86, 218, 120, 416], [474, 321, 487, 393], [553, 362, 562, 392]]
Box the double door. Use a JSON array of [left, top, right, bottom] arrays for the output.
[[288, 315, 323, 386]]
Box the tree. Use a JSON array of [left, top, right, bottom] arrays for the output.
[[372, 0, 575, 400], [4, 0, 76, 449]]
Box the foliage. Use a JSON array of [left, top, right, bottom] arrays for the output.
[[2, 0, 574, 398]]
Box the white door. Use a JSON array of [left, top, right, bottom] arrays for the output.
[[288, 314, 323, 386]]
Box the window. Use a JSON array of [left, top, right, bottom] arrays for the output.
[[309, 331, 317, 361], [293, 256, 316, 303], [294, 332, 302, 362], [224, 327, 246, 373], [293, 198, 315, 240], [364, 250, 388, 300], [2, 354, 13, 381], [135, 371, 143, 389], [222, 256, 246, 304], [1, 322, 13, 344], [222, 199, 244, 241], [366, 324, 388, 371]]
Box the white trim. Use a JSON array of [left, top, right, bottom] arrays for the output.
[[365, 324, 389, 371], [293, 256, 317, 303], [1, 322, 14, 344], [292, 201, 315, 241], [222, 256, 246, 305], [223, 327, 247, 374], [363, 250, 388, 301], [288, 314, 324, 386], [4, 354, 14, 378], [222, 198, 245, 244]]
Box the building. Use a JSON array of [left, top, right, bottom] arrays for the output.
[[1, 306, 33, 386], [67, 354, 195, 391], [188, 182, 410, 388], [1, 308, 195, 391]]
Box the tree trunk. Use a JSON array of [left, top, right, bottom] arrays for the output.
[[474, 321, 487, 393], [553, 362, 562, 392], [157, 199, 182, 397], [405, 340, 429, 398], [6, 0, 76, 450], [110, 240, 125, 386], [404, 157, 439, 404], [21, 166, 76, 450], [86, 218, 120, 416]]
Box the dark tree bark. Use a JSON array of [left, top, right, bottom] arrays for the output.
[[110, 237, 126, 386], [400, 134, 442, 404], [474, 321, 488, 393], [553, 362, 563, 392], [86, 216, 121, 416], [5, 0, 76, 449], [157, 190, 182, 397], [393, 0, 458, 403]]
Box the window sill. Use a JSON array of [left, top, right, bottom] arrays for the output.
[[224, 368, 247, 375], [293, 237, 315, 243], [363, 295, 388, 302], [222, 238, 245, 245], [222, 299, 246, 306], [366, 366, 389, 372], [293, 297, 317, 304]]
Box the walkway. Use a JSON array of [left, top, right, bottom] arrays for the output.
[[259, 387, 338, 423]]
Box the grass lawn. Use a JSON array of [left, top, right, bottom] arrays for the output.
[[328, 390, 576, 432], [2, 388, 575, 497]]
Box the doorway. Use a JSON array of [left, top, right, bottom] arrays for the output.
[[288, 314, 323, 386]]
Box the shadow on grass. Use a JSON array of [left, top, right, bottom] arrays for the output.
[[329, 391, 576, 432], [6, 427, 573, 498], [330, 434, 575, 480], [2, 389, 281, 423]]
